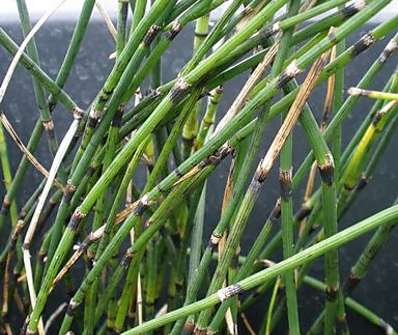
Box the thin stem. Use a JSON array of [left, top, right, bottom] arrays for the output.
[[278, 1, 301, 333], [348, 87, 398, 101]]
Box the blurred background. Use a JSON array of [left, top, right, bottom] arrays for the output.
[[1, 0, 398, 21]]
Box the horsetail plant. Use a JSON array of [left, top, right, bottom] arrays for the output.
[[0, 0, 397, 334]]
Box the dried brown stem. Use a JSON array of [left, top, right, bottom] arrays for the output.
[[215, 43, 279, 134], [52, 225, 105, 287], [258, 52, 330, 180], [0, 113, 64, 189]]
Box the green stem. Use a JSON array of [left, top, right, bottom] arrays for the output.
[[278, 1, 301, 333]]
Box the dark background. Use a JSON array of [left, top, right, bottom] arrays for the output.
[[1, 20, 397, 334]]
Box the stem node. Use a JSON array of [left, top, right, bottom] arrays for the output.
[[216, 284, 243, 302], [352, 32, 376, 56], [379, 39, 398, 63], [318, 153, 335, 185], [277, 60, 302, 88], [279, 168, 293, 200]]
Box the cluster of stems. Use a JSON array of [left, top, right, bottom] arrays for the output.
[[0, 0, 397, 334]]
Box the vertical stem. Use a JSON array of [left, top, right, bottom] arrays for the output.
[[130, 0, 148, 35], [278, 0, 301, 333], [0, 124, 17, 227], [181, 12, 210, 159], [16, 0, 62, 162]]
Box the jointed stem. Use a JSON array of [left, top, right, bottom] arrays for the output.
[[1, 1, 397, 334]]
